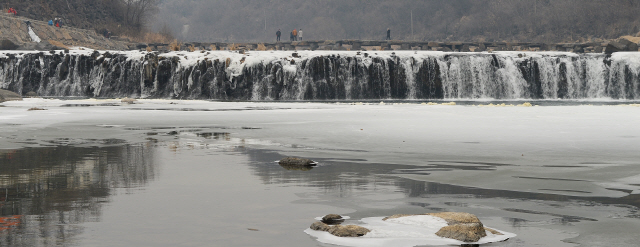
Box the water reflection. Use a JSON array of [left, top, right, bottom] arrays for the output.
[[0, 144, 156, 246], [245, 149, 640, 209]]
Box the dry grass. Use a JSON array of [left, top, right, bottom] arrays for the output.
[[187, 45, 197, 52], [210, 45, 218, 51], [256, 43, 267, 51], [227, 43, 239, 51], [225, 58, 231, 68], [48, 40, 69, 49], [118, 32, 173, 44], [169, 40, 181, 51], [146, 46, 153, 52]]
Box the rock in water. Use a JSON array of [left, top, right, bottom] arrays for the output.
[[310, 221, 331, 231], [0, 89, 23, 102], [383, 212, 488, 242], [278, 157, 316, 167], [327, 225, 371, 237], [322, 214, 345, 225], [430, 212, 486, 242]]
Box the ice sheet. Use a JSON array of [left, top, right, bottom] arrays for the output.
[[304, 215, 516, 247]]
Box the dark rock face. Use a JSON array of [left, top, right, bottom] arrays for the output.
[[2, 51, 640, 100]]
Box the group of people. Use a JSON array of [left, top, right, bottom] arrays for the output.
[[276, 28, 303, 42], [7, 7, 17, 15], [48, 18, 64, 28], [275, 28, 390, 41]]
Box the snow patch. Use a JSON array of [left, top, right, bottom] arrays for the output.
[[305, 215, 516, 247], [28, 26, 41, 43]]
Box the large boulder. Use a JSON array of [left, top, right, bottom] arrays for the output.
[[0, 89, 23, 103], [431, 212, 486, 242], [309, 217, 371, 237], [310, 221, 332, 231], [327, 225, 371, 237], [383, 212, 488, 242]]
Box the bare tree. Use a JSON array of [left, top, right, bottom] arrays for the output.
[[122, 0, 160, 30]]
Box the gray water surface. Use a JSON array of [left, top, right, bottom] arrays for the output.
[[1, 100, 639, 246]]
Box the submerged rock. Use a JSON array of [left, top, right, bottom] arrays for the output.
[[278, 157, 316, 167], [0, 89, 22, 102], [327, 225, 371, 237]]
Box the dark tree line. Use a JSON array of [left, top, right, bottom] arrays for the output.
[[152, 0, 640, 43]]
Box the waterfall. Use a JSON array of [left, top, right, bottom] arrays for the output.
[[1, 50, 640, 100]]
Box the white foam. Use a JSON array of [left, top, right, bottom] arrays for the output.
[[305, 215, 516, 247]]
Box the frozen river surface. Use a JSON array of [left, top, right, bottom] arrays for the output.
[[1, 99, 639, 246]]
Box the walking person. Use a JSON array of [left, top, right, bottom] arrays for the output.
[[386, 28, 391, 40], [276, 29, 281, 41], [293, 29, 297, 41], [298, 29, 303, 41]]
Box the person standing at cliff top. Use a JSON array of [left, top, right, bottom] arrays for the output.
[[298, 29, 303, 41], [276, 29, 281, 41], [290, 31, 294, 41], [293, 29, 298, 41], [386, 28, 391, 40]]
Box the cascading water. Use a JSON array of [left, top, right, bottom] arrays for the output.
[[1, 50, 640, 100]]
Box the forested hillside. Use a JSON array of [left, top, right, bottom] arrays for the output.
[[3, 0, 640, 44], [1, 0, 160, 38], [153, 0, 640, 43]]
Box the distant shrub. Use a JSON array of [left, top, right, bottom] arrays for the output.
[[256, 43, 267, 51], [227, 43, 238, 51], [169, 40, 181, 51]]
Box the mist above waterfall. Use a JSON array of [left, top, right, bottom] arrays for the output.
[[1, 50, 639, 101]]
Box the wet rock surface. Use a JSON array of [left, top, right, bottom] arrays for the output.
[[278, 157, 315, 167], [321, 214, 345, 225]]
